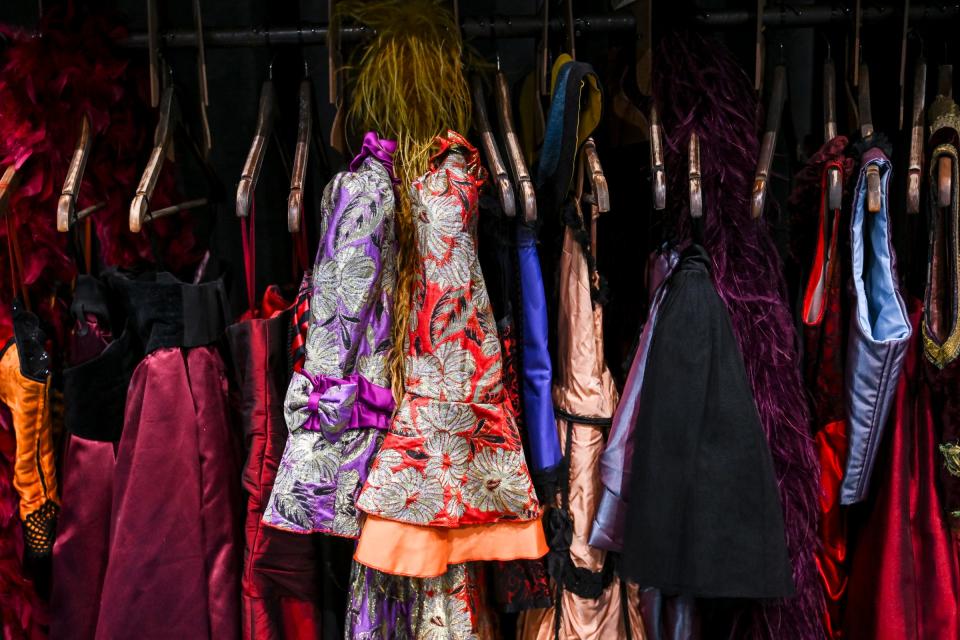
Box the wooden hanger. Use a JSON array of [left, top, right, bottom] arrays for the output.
[[236, 80, 277, 218], [328, 0, 340, 105], [193, 0, 211, 157], [755, 0, 766, 94], [582, 138, 609, 214], [752, 63, 787, 219], [688, 133, 703, 219], [562, 2, 609, 219], [650, 103, 666, 210], [859, 63, 882, 213], [0, 166, 20, 218], [538, 0, 550, 96], [564, 0, 576, 63], [907, 55, 927, 214], [129, 84, 222, 232], [472, 75, 515, 218], [937, 61, 953, 208], [898, 0, 911, 131], [495, 71, 536, 223], [288, 75, 312, 233], [146, 0, 160, 107], [853, 0, 863, 88], [824, 46, 843, 211], [57, 115, 93, 232]]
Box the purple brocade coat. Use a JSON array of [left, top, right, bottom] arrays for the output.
[[263, 133, 398, 538]]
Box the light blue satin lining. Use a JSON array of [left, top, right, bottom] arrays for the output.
[[851, 159, 910, 343], [841, 151, 912, 505]]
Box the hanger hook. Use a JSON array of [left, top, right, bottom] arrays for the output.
[[304, 58, 309, 78], [821, 33, 832, 61], [268, 54, 276, 80], [907, 29, 925, 59], [496, 52, 501, 71]]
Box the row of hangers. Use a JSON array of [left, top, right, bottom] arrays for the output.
[[471, 0, 609, 229], [51, 0, 609, 241], [648, 0, 956, 221], [4, 2, 957, 245]]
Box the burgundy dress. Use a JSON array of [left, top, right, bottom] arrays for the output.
[[51, 275, 136, 640], [844, 301, 959, 640], [91, 271, 242, 640]]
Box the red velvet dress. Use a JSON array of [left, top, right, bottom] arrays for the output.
[[227, 282, 323, 640], [792, 137, 854, 638], [844, 301, 959, 640]]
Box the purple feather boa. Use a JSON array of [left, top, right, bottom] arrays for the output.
[[653, 32, 825, 640]]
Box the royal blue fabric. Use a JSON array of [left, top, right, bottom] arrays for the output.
[[535, 62, 573, 188], [517, 223, 562, 472]]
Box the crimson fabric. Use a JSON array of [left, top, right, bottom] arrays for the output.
[[95, 346, 242, 639], [845, 301, 959, 640], [227, 308, 323, 640], [52, 278, 123, 640], [790, 138, 854, 639], [50, 436, 116, 640]]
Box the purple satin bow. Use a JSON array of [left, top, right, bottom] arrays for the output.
[[292, 371, 395, 442], [350, 132, 399, 184]]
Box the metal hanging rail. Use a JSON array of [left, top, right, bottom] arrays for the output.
[[120, 14, 636, 47], [118, 4, 960, 48], [696, 3, 960, 27]]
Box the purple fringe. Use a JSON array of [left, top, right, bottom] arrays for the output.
[[653, 32, 825, 640]]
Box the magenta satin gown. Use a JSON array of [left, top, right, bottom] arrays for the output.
[[53, 271, 243, 640]]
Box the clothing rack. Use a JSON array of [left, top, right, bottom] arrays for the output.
[[120, 14, 635, 47], [117, 4, 960, 48]]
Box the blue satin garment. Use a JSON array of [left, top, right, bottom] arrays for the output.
[[841, 146, 912, 504], [517, 223, 562, 472]]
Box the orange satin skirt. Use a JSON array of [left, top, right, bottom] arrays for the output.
[[355, 515, 548, 578]]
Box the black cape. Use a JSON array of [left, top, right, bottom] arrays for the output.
[[621, 245, 794, 599]]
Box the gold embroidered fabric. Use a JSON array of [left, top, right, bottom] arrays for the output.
[[922, 141, 960, 368]]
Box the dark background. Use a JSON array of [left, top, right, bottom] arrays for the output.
[[1, 0, 955, 324]]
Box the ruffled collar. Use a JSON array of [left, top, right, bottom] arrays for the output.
[[349, 132, 398, 184]]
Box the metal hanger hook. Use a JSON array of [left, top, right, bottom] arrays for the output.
[[908, 29, 925, 59]]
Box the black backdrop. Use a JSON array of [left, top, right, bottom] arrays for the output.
[[1, 0, 955, 322]]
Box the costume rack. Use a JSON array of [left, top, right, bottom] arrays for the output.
[[120, 3, 960, 48]]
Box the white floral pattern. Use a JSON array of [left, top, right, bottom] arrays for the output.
[[357, 133, 540, 529], [462, 448, 532, 513], [264, 147, 398, 537]]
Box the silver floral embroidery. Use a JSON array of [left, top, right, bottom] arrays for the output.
[[406, 341, 475, 400], [461, 448, 531, 513], [424, 433, 470, 487], [263, 152, 397, 536], [358, 467, 444, 524], [417, 401, 476, 436]]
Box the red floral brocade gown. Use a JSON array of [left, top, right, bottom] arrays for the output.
[[356, 131, 547, 578]]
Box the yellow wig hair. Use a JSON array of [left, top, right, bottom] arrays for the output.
[[339, 0, 472, 400]]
